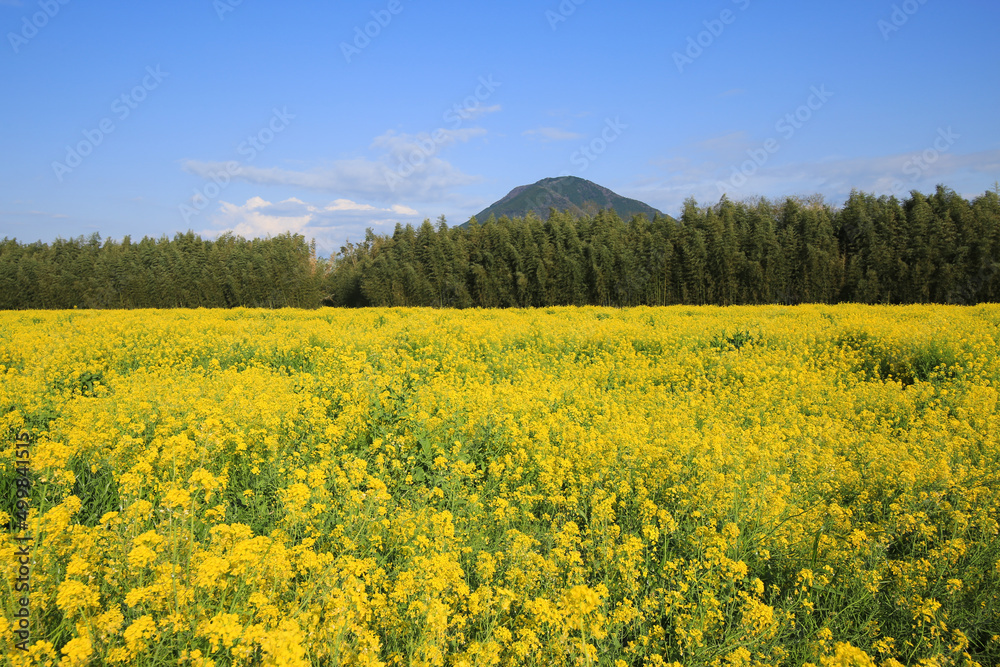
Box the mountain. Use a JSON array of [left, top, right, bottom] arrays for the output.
[[467, 176, 667, 224]]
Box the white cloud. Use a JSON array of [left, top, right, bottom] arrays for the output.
[[182, 128, 487, 203], [324, 198, 378, 212], [210, 197, 312, 237], [201, 196, 422, 256]]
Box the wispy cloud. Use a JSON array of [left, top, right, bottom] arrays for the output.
[[452, 104, 501, 120], [774, 148, 1000, 197], [522, 127, 584, 142], [182, 128, 488, 203], [695, 131, 753, 158], [636, 147, 1000, 215], [26, 210, 68, 218], [0, 209, 69, 219]]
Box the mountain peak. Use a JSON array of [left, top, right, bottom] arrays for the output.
[[469, 176, 665, 224]]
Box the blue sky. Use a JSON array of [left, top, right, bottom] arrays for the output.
[[2, 0, 998, 257]]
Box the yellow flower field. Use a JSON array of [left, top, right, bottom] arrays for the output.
[[1, 306, 999, 666]]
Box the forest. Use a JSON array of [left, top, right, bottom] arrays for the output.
[[2, 185, 999, 309], [0, 232, 323, 309]]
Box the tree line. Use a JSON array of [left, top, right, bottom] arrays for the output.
[[328, 186, 1000, 307], [2, 185, 999, 309], [0, 232, 322, 309]]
